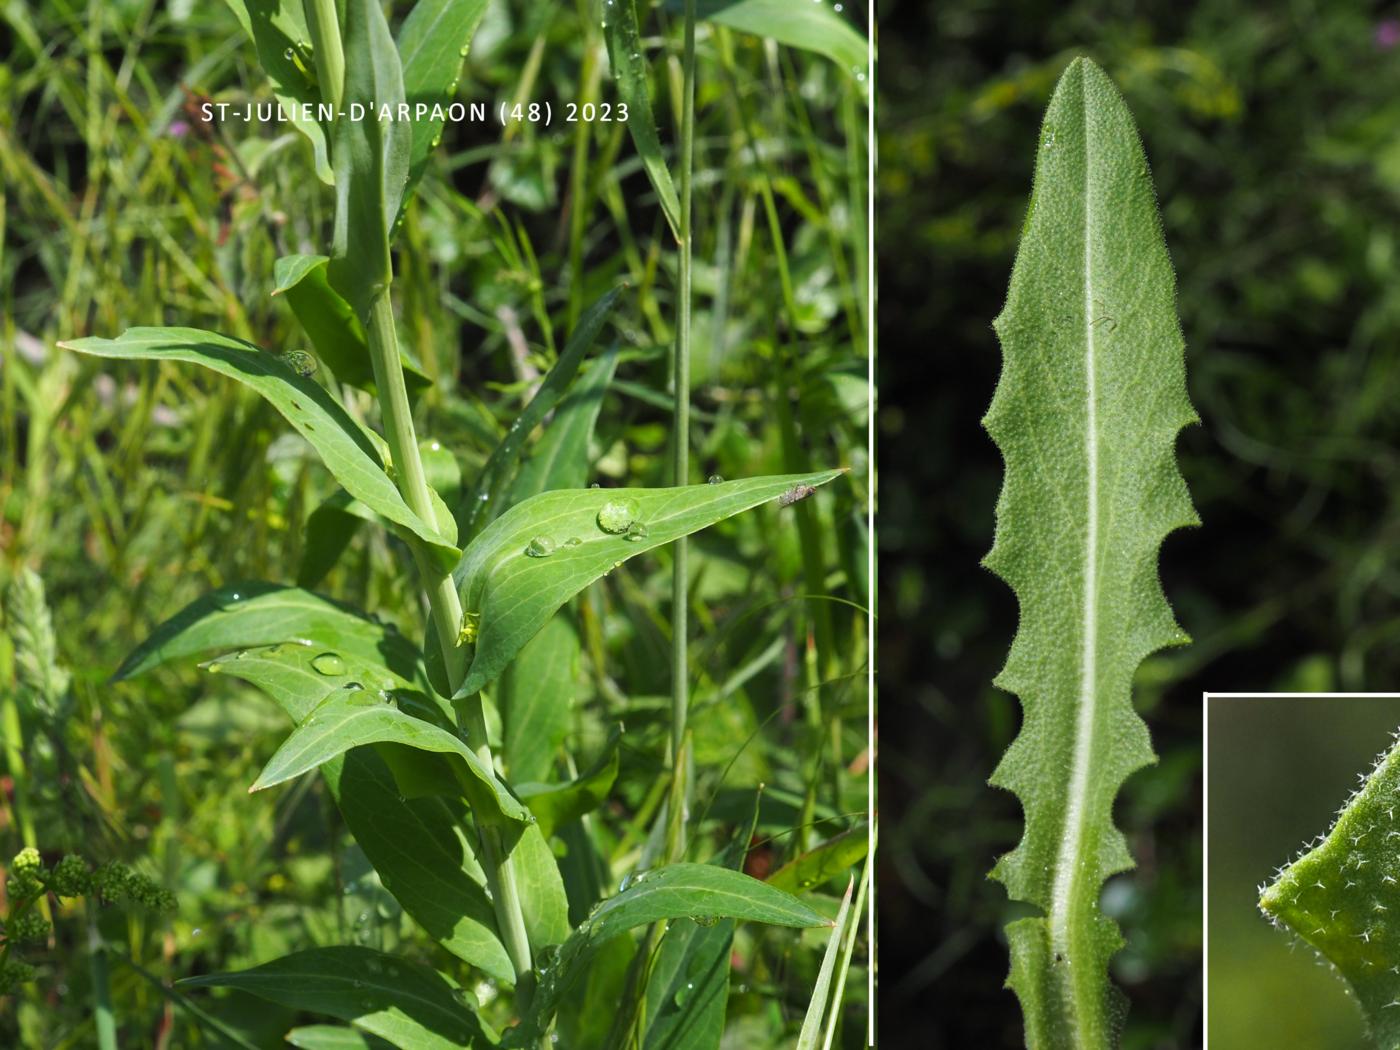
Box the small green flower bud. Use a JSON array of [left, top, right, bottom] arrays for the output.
[[6, 871, 42, 901], [0, 959, 36, 994], [47, 855, 91, 898], [10, 910, 50, 944], [93, 861, 132, 905], [10, 848, 41, 878]]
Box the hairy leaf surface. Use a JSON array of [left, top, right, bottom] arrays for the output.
[[452, 469, 844, 698], [984, 57, 1197, 1047], [59, 330, 457, 567], [1261, 732, 1400, 1046], [181, 946, 491, 1049]]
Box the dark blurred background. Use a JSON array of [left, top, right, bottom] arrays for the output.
[[1207, 696, 1400, 1050], [878, 1, 1400, 1047]]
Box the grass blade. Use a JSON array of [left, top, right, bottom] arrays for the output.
[[795, 877, 855, 1050]]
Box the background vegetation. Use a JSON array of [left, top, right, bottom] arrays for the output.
[[0, 0, 871, 1045], [879, 1, 1400, 1046]]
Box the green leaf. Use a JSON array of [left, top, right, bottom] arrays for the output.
[[206, 640, 420, 723], [509, 346, 620, 504], [180, 946, 492, 1050], [453, 469, 844, 698], [501, 613, 579, 784], [512, 823, 572, 952], [251, 686, 530, 831], [272, 254, 431, 397], [1260, 732, 1400, 1046], [517, 724, 622, 839], [603, 1, 681, 240], [765, 821, 869, 894], [396, 0, 491, 210], [457, 288, 622, 540], [665, 0, 868, 75], [507, 864, 828, 1047], [325, 749, 514, 982], [794, 878, 856, 1050], [286, 1026, 395, 1050], [58, 329, 458, 568], [984, 58, 1198, 1048], [110, 582, 423, 685], [297, 492, 368, 590], [329, 0, 411, 315], [221, 0, 333, 182]]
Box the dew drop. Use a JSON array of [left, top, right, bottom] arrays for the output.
[[597, 498, 640, 534], [284, 47, 295, 60], [280, 349, 317, 376], [624, 520, 649, 543], [525, 535, 557, 558], [707, 474, 723, 484], [311, 652, 347, 675], [564, 536, 582, 547]]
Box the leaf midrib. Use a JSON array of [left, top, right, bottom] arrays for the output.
[[1049, 61, 1100, 994]]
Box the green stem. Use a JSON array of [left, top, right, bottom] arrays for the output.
[[303, 0, 345, 112], [88, 898, 118, 1050], [666, 0, 697, 869], [362, 293, 537, 1012]]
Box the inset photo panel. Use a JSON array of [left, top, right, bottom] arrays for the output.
[[1207, 693, 1400, 1049]]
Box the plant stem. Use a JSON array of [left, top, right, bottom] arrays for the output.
[[303, 0, 345, 112], [665, 0, 697, 869], [362, 292, 537, 1012], [88, 898, 118, 1050]]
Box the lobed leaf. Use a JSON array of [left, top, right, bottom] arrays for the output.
[[452, 469, 845, 698], [1261, 731, 1400, 1046], [984, 58, 1198, 1047], [58, 329, 458, 568], [180, 946, 492, 1050]]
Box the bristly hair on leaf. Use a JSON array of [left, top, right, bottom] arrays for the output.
[[982, 56, 1198, 1048]]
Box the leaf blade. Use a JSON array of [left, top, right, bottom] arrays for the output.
[[984, 57, 1198, 1047], [454, 469, 844, 698]]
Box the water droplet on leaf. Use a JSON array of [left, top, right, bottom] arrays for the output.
[[597, 498, 640, 534], [525, 535, 557, 558], [311, 652, 347, 675]]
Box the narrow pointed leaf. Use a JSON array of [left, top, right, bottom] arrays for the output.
[[984, 57, 1198, 1048], [603, 1, 681, 239], [506, 864, 829, 1047], [329, 0, 411, 315], [179, 946, 492, 1050], [1261, 732, 1400, 1045], [795, 878, 856, 1050], [517, 724, 622, 838], [765, 821, 869, 895], [221, 0, 333, 182], [252, 687, 530, 830], [272, 254, 431, 396], [207, 640, 419, 723], [457, 288, 622, 539], [663, 0, 868, 75], [111, 582, 423, 685], [509, 345, 620, 504], [396, 0, 491, 210], [58, 330, 457, 567], [453, 469, 844, 698], [287, 1027, 395, 1050], [325, 749, 513, 982]]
